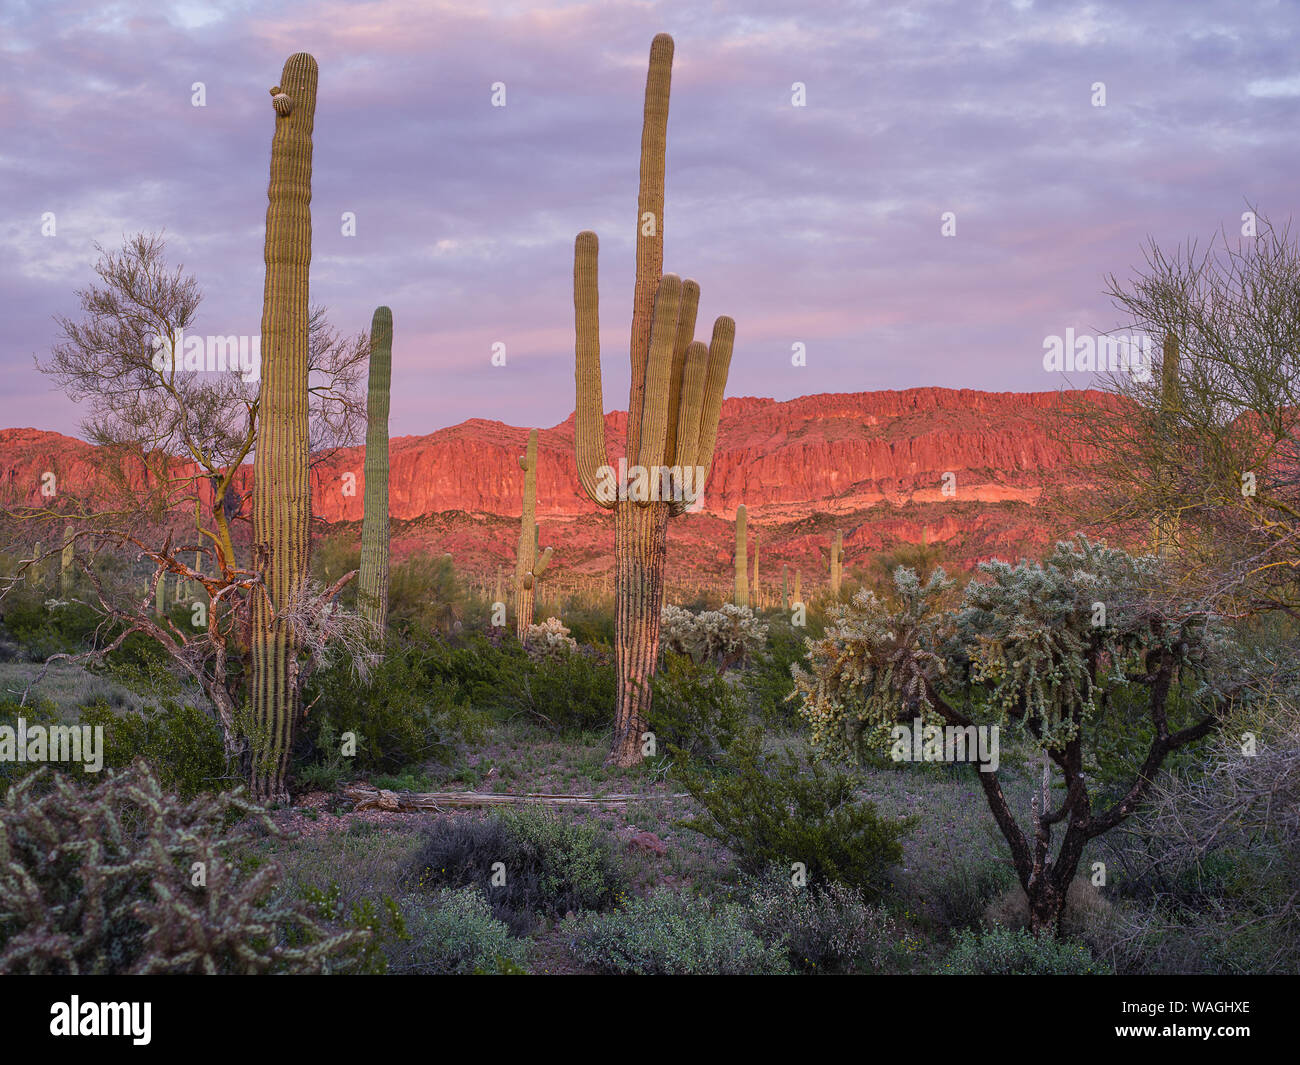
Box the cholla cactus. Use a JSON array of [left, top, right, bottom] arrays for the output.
[[249, 52, 317, 804], [358, 306, 393, 634], [660, 602, 767, 670], [515, 429, 553, 639], [571, 34, 736, 766], [523, 616, 578, 660]]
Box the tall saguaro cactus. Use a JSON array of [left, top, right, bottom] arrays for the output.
[[734, 505, 749, 607], [1152, 333, 1181, 557], [359, 306, 393, 634], [829, 529, 843, 597], [250, 52, 317, 804], [515, 429, 553, 639], [571, 34, 736, 766], [59, 525, 74, 596]]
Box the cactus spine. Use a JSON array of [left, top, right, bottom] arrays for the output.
[[515, 429, 552, 639], [830, 529, 843, 597], [250, 52, 317, 804], [734, 505, 749, 607], [358, 306, 393, 634], [571, 34, 736, 766]]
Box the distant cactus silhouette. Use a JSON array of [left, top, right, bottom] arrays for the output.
[[830, 529, 843, 597], [734, 505, 749, 608], [250, 52, 317, 804], [358, 306, 393, 634], [571, 34, 735, 766]]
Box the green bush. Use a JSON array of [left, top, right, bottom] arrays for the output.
[[493, 648, 615, 734], [567, 888, 790, 974], [79, 699, 229, 798], [676, 730, 912, 900], [749, 869, 908, 973], [939, 925, 1111, 975], [0, 763, 371, 974], [391, 889, 528, 974], [298, 640, 488, 776], [404, 810, 627, 933], [648, 652, 747, 763]]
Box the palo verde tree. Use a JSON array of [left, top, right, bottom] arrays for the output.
[[571, 34, 735, 767], [1055, 209, 1300, 621], [791, 536, 1246, 936]]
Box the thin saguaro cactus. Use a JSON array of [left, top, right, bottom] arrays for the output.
[[358, 306, 393, 634], [571, 33, 736, 766], [830, 528, 843, 597], [1152, 333, 1181, 557], [734, 505, 749, 608], [250, 52, 317, 804], [515, 428, 552, 639]]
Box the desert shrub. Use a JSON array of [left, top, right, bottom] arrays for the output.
[[749, 869, 908, 973], [922, 856, 1019, 932], [743, 619, 816, 727], [648, 652, 747, 763], [493, 648, 615, 734], [0, 763, 372, 974], [939, 925, 1111, 975], [77, 699, 229, 798], [567, 888, 790, 975], [298, 640, 487, 775], [404, 811, 626, 933], [386, 554, 464, 636], [660, 603, 767, 670], [390, 889, 528, 974], [675, 730, 911, 900], [553, 601, 614, 647], [985, 876, 1111, 939], [522, 617, 578, 660]]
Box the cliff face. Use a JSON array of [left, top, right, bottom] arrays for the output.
[[0, 388, 1114, 585]]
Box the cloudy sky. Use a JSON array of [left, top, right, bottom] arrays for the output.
[[1, 0, 1296, 439]]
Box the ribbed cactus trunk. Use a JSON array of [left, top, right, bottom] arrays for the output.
[[794, 569, 802, 604], [753, 532, 760, 609], [154, 572, 166, 617], [358, 306, 393, 635], [830, 529, 843, 597], [250, 52, 317, 805], [59, 525, 74, 596], [571, 34, 735, 767], [515, 429, 552, 639], [734, 505, 748, 607]]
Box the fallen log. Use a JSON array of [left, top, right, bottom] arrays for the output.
[[343, 783, 685, 813]]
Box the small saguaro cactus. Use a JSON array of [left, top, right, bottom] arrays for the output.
[[515, 429, 553, 639], [1152, 333, 1181, 558], [358, 306, 393, 635], [250, 51, 318, 805], [571, 33, 736, 767], [59, 525, 74, 596], [829, 529, 843, 597], [734, 505, 749, 608], [753, 531, 761, 610], [794, 569, 802, 605], [782, 563, 789, 610], [154, 571, 166, 617]]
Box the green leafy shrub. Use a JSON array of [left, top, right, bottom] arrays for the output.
[[676, 731, 911, 900], [648, 652, 747, 763], [0, 763, 370, 974], [404, 811, 626, 933], [493, 649, 615, 734], [749, 869, 908, 973], [567, 888, 790, 974], [939, 926, 1111, 975], [298, 640, 487, 775], [78, 699, 229, 798], [391, 889, 528, 974]]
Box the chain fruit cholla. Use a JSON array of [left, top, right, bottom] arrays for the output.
[[571, 33, 735, 767], [250, 52, 316, 804], [358, 305, 393, 634]]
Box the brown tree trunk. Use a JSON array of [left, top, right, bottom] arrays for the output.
[[1026, 879, 1067, 937], [609, 498, 668, 766]]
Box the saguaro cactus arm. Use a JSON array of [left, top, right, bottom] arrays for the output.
[[573, 231, 614, 510]]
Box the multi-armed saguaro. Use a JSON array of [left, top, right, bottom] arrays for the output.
[[515, 428, 553, 639], [571, 33, 735, 766], [250, 52, 317, 804], [359, 305, 393, 634], [734, 505, 749, 608]]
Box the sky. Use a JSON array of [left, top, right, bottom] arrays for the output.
[[1, 0, 1297, 440]]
